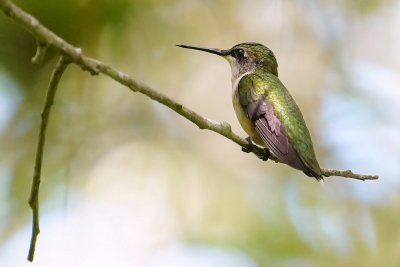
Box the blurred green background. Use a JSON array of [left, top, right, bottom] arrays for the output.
[[0, 0, 399, 266]]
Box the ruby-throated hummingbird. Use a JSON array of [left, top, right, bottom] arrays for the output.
[[177, 43, 322, 180]]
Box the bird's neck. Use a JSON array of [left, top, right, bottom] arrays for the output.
[[258, 64, 278, 77], [231, 70, 254, 93]]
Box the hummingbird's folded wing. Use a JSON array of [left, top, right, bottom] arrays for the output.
[[247, 97, 306, 172]]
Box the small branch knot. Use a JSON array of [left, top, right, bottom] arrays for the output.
[[31, 39, 49, 64], [219, 121, 232, 132]]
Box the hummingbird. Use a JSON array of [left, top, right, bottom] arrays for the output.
[[177, 43, 322, 180]]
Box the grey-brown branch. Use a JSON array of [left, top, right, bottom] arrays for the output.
[[27, 57, 70, 262], [0, 0, 379, 261]]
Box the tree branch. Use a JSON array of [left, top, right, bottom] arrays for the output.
[[321, 169, 378, 181], [0, 0, 379, 260], [27, 56, 70, 262]]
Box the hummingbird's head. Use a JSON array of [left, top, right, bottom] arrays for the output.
[[225, 43, 278, 78], [177, 42, 278, 81]]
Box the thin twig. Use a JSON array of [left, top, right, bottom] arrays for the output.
[[27, 56, 70, 262], [31, 38, 49, 64], [322, 168, 379, 181]]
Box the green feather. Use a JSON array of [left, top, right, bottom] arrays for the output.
[[238, 71, 321, 175]]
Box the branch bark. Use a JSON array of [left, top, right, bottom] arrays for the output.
[[27, 57, 70, 262], [0, 0, 379, 261]]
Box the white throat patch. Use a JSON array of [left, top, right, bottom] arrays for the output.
[[224, 55, 255, 93], [232, 70, 254, 94]]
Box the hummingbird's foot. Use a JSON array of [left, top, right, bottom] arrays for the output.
[[241, 137, 254, 153], [258, 148, 270, 161]]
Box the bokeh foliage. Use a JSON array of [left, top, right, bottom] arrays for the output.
[[0, 0, 399, 266]]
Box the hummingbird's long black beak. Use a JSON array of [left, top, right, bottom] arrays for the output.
[[176, 44, 225, 56]]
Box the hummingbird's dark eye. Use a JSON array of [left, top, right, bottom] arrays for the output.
[[232, 48, 245, 59]]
